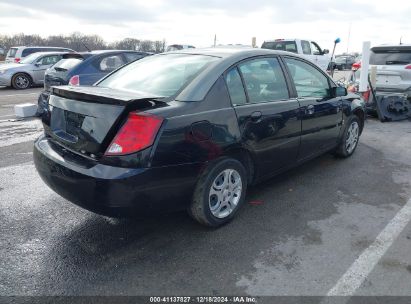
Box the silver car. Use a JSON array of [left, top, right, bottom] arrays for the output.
[[0, 52, 68, 89], [370, 45, 411, 97]]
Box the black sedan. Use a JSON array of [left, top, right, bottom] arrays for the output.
[[34, 48, 365, 227]]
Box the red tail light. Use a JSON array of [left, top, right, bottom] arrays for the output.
[[14, 58, 21, 63], [361, 90, 371, 103], [352, 62, 361, 70], [69, 75, 80, 86], [105, 113, 163, 156], [405, 65, 411, 69]]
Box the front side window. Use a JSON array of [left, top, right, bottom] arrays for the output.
[[238, 57, 289, 103], [38, 55, 61, 66], [310, 42, 323, 55], [301, 40, 312, 55], [285, 58, 331, 99], [99, 54, 219, 98], [225, 68, 246, 106]]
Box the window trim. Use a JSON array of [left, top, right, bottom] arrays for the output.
[[224, 55, 293, 107], [281, 55, 337, 100]]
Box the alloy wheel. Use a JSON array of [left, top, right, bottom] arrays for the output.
[[345, 121, 359, 154], [208, 169, 243, 219]]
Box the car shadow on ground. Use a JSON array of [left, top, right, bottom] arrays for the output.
[[35, 144, 408, 295]]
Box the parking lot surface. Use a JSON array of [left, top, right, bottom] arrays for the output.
[[0, 86, 410, 298]]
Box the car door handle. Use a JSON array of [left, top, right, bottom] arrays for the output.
[[250, 111, 262, 121], [305, 105, 315, 115]]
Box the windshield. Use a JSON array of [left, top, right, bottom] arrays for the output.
[[336, 56, 351, 63], [53, 58, 83, 71], [7, 48, 18, 58], [370, 48, 411, 65], [261, 41, 298, 53], [98, 54, 219, 97], [20, 53, 43, 64]]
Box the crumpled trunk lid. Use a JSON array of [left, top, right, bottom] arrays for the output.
[[42, 86, 166, 158]]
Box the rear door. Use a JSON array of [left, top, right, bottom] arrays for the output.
[[226, 56, 301, 178], [283, 57, 342, 161]]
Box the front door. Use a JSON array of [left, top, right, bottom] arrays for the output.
[[283, 57, 343, 161], [33, 55, 62, 83], [225, 56, 301, 178]]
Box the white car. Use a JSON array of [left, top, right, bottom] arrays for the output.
[[5, 46, 74, 63], [261, 39, 330, 71]]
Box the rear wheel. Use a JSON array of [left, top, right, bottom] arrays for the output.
[[188, 158, 247, 227], [12, 73, 32, 90], [334, 116, 361, 158]]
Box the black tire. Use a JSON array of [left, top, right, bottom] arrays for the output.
[[12, 73, 32, 90], [188, 158, 248, 227], [334, 116, 361, 158]]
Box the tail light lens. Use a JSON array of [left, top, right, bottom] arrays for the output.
[[405, 65, 411, 70], [105, 112, 163, 156], [361, 90, 371, 103], [14, 58, 21, 63], [69, 75, 80, 86], [352, 62, 361, 70]]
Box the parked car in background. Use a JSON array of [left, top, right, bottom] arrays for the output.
[[0, 47, 5, 62], [37, 50, 151, 114], [166, 44, 195, 52], [0, 52, 69, 89], [261, 39, 330, 70], [34, 48, 365, 227], [369, 44, 411, 97], [334, 55, 356, 70], [5, 46, 74, 63]]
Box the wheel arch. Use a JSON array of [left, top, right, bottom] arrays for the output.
[[222, 147, 256, 185]]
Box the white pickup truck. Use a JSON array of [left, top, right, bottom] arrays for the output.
[[261, 39, 331, 71]]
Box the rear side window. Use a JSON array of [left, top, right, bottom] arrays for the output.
[[123, 53, 144, 62], [238, 57, 289, 103], [261, 41, 298, 53], [225, 68, 247, 106], [22, 48, 41, 57], [285, 58, 330, 98], [301, 40, 312, 55], [98, 55, 125, 72], [370, 48, 411, 65], [7, 48, 18, 58]]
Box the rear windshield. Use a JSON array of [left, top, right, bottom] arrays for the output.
[[7, 48, 18, 58], [98, 54, 219, 98], [261, 41, 298, 53], [370, 48, 411, 65], [53, 58, 83, 71]]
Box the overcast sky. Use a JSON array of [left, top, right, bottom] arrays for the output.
[[0, 0, 410, 52]]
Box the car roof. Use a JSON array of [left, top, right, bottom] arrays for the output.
[[80, 50, 147, 55], [10, 46, 72, 49], [371, 44, 411, 51], [164, 48, 304, 102]]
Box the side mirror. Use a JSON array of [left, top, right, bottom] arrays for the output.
[[323, 49, 329, 54], [34, 63, 41, 67], [332, 86, 347, 97]]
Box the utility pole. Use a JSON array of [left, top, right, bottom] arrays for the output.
[[214, 34, 217, 47]]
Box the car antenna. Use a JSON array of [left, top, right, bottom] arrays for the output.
[[82, 42, 91, 52]]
